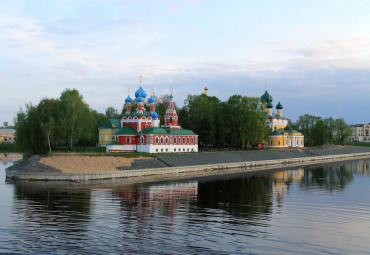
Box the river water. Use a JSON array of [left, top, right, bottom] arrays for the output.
[[1, 154, 370, 254]]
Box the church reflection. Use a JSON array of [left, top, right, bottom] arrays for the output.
[[0, 153, 22, 164], [116, 181, 198, 217], [270, 169, 305, 206], [345, 159, 370, 175]]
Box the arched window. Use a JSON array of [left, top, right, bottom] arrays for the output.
[[165, 137, 169, 144], [174, 137, 177, 144], [155, 137, 159, 143], [141, 136, 144, 144], [161, 137, 164, 143]]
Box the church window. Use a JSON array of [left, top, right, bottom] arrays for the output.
[[126, 137, 130, 143], [99, 135, 102, 141], [161, 137, 164, 143], [191, 137, 194, 144], [166, 148, 168, 152], [174, 148, 176, 152], [155, 137, 159, 143], [161, 149, 163, 152], [183, 148, 185, 151], [270, 141, 273, 145], [165, 137, 169, 144], [141, 136, 144, 144], [174, 137, 177, 144], [278, 141, 280, 145], [187, 137, 189, 143], [105, 134, 109, 141], [183, 137, 185, 144], [156, 149, 158, 152]]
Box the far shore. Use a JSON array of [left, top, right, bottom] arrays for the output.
[[5, 145, 370, 182]]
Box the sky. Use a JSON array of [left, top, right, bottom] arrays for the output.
[[1, 0, 369, 126]]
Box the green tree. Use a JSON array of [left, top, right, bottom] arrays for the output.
[[37, 98, 61, 152], [155, 94, 172, 125], [310, 118, 330, 146], [179, 94, 220, 148], [14, 104, 45, 154], [324, 117, 335, 144], [105, 107, 120, 119], [3, 122, 8, 129], [333, 118, 352, 145], [79, 109, 106, 147], [59, 89, 90, 151], [241, 97, 268, 148]]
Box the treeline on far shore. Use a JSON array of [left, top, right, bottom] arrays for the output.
[[11, 88, 354, 155]]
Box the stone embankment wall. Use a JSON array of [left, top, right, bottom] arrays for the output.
[[6, 147, 370, 182]]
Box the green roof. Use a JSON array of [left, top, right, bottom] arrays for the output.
[[114, 126, 137, 135], [282, 126, 300, 133], [276, 101, 283, 109], [141, 127, 168, 135], [269, 130, 282, 135], [107, 141, 121, 145], [99, 119, 121, 129], [260, 90, 273, 103], [165, 128, 197, 135], [121, 110, 152, 117], [265, 112, 289, 120]]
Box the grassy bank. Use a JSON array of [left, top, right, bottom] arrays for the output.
[[0, 143, 18, 152], [48, 146, 153, 158], [347, 142, 370, 147]]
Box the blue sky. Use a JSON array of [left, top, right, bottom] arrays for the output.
[[1, 0, 369, 125]]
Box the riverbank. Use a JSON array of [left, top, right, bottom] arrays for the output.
[[5, 146, 370, 182]]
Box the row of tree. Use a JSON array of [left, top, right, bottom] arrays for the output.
[[178, 94, 268, 149], [15, 89, 106, 154], [13, 88, 353, 154], [291, 114, 352, 146]]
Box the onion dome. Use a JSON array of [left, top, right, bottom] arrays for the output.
[[260, 90, 273, 103], [135, 86, 147, 98], [136, 95, 144, 102], [125, 95, 132, 103], [148, 95, 156, 103], [169, 93, 173, 99], [276, 101, 283, 109], [267, 102, 273, 108], [151, 110, 158, 120]]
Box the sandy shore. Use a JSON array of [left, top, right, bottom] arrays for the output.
[[40, 155, 140, 173]]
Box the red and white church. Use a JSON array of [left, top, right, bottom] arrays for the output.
[[104, 83, 198, 153]]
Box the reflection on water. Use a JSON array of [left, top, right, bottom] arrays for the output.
[[0, 153, 22, 164], [1, 158, 370, 254], [301, 164, 354, 191]]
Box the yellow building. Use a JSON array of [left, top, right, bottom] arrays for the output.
[[260, 89, 304, 148], [98, 119, 121, 146]]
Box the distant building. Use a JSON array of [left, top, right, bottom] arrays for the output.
[[98, 80, 198, 153], [0, 129, 15, 143], [260, 89, 304, 148], [347, 123, 370, 142]]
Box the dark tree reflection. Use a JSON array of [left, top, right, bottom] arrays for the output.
[[13, 183, 92, 223], [300, 165, 354, 191], [196, 175, 274, 219]]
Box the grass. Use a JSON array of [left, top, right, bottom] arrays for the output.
[[347, 142, 370, 147], [0, 142, 18, 152], [48, 146, 153, 158]]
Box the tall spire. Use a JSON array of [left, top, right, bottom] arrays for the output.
[[139, 75, 143, 87], [162, 90, 180, 129], [204, 79, 208, 96]]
